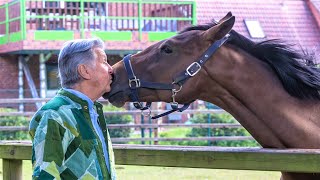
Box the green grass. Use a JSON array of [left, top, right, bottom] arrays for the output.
[[128, 128, 191, 145], [160, 128, 191, 138], [117, 165, 281, 180], [1, 161, 280, 180]]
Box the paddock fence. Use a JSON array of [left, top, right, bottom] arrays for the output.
[[1, 141, 320, 180], [0, 98, 254, 144]]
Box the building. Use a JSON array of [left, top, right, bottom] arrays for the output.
[[0, 0, 319, 116]]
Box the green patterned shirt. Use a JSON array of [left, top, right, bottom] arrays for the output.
[[29, 89, 116, 180]]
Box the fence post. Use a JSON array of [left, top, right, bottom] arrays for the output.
[[140, 114, 145, 144], [154, 126, 158, 145], [207, 113, 212, 146], [148, 116, 152, 145], [3, 159, 22, 180]]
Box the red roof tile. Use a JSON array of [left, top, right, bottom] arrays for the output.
[[196, 0, 320, 50], [311, 0, 320, 12]]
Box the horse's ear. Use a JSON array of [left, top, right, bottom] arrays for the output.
[[204, 16, 235, 42], [218, 12, 233, 24]]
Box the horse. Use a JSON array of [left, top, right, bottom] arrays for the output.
[[104, 12, 320, 180]]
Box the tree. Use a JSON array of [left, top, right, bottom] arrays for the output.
[[187, 113, 260, 147], [103, 104, 133, 139]]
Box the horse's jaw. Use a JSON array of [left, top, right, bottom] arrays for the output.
[[103, 82, 129, 107], [105, 91, 127, 107]]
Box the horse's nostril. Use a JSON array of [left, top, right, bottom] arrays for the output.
[[111, 74, 115, 82]]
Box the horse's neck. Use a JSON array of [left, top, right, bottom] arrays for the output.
[[201, 46, 320, 148]]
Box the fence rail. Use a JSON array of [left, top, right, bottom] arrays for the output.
[[0, 109, 226, 117], [0, 98, 248, 144], [111, 136, 254, 143], [0, 123, 243, 131], [1, 141, 320, 179]]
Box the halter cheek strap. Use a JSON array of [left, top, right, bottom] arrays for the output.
[[123, 34, 230, 119]]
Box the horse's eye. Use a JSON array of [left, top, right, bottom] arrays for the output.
[[160, 45, 173, 54]]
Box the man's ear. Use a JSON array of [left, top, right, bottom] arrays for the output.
[[77, 64, 91, 80]]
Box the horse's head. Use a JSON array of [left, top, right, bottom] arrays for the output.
[[104, 12, 235, 107]]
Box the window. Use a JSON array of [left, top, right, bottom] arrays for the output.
[[43, 1, 65, 8], [244, 20, 266, 38], [46, 64, 60, 90]]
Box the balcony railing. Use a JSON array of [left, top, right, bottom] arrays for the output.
[[0, 0, 197, 44]]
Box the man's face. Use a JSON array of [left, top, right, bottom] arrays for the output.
[[90, 48, 113, 95]]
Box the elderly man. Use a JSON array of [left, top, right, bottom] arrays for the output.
[[29, 38, 116, 179]]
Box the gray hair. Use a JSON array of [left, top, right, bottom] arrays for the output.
[[58, 38, 105, 88]]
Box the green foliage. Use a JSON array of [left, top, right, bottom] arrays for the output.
[[186, 113, 260, 147], [103, 104, 133, 139], [159, 128, 191, 146], [0, 108, 30, 140]]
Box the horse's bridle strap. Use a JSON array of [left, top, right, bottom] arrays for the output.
[[151, 103, 190, 119], [124, 56, 174, 90], [173, 34, 230, 85]]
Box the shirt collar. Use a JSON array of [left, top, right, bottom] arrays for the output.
[[64, 88, 94, 110]]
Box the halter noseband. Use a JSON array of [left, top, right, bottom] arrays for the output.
[[123, 34, 230, 119]]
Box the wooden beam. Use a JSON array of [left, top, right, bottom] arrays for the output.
[[3, 159, 22, 180], [0, 123, 243, 131], [110, 136, 254, 143], [0, 142, 320, 173], [114, 145, 320, 173], [20, 57, 42, 109], [0, 107, 225, 116]]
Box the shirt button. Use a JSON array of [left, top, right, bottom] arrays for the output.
[[84, 106, 88, 110]]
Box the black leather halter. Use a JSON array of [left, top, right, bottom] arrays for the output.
[[123, 34, 230, 119]]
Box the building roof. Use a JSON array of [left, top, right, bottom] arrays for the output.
[[196, 0, 320, 50], [311, 0, 320, 12]]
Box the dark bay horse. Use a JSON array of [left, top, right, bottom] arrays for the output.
[[104, 12, 320, 180]]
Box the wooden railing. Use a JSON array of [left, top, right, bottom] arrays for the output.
[[0, 98, 255, 145], [0, 108, 254, 143], [1, 141, 320, 180], [0, 0, 197, 44]]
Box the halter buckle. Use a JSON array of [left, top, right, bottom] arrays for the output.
[[186, 62, 201, 76], [129, 76, 141, 88]]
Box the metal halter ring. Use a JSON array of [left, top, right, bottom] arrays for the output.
[[141, 107, 151, 117], [129, 76, 141, 88], [172, 83, 182, 93]]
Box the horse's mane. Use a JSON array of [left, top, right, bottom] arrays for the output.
[[180, 23, 320, 100]]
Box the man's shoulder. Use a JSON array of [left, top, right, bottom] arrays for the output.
[[30, 95, 79, 126], [29, 95, 82, 138], [41, 96, 69, 111]]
